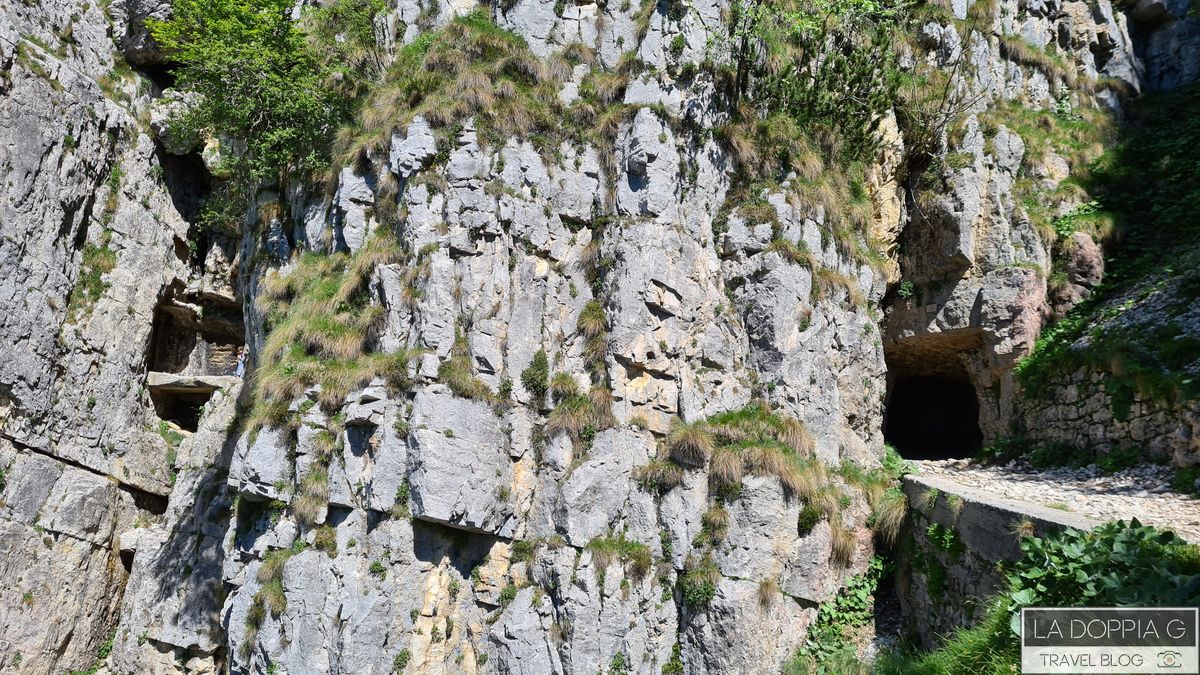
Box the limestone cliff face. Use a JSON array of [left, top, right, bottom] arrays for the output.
[[0, 0, 1196, 674]]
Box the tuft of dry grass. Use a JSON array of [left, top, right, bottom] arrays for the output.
[[577, 300, 607, 338], [438, 329, 495, 402], [830, 518, 857, 566], [997, 34, 1077, 88], [1010, 518, 1037, 539], [758, 578, 779, 609], [633, 458, 684, 493], [549, 372, 579, 402], [701, 505, 730, 544], [667, 421, 715, 467], [872, 487, 907, 546], [546, 386, 616, 443], [709, 448, 746, 491], [293, 464, 330, 526]]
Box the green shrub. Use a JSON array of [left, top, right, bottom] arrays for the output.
[[499, 583, 518, 606], [679, 554, 720, 608], [393, 648, 411, 672], [149, 0, 385, 231], [877, 521, 1200, 673], [520, 349, 549, 403]]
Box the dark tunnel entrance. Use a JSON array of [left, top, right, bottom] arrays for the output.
[[883, 330, 985, 460], [884, 374, 983, 459]]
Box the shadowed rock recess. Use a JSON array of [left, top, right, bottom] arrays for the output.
[[0, 0, 1197, 673]]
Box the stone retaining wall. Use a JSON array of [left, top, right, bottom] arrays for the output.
[[896, 474, 1099, 647], [1019, 366, 1200, 468]]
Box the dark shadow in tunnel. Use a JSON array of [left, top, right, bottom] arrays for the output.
[[884, 374, 982, 460]]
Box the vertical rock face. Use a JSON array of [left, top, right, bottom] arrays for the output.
[[882, 0, 1200, 448], [0, 0, 1197, 673]]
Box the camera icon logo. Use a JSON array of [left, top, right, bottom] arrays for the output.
[[1157, 650, 1183, 668]]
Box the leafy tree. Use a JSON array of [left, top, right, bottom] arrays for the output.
[[149, 0, 384, 231], [712, 0, 906, 158]]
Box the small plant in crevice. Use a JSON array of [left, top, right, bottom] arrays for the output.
[[788, 556, 884, 672], [392, 648, 411, 672], [678, 553, 720, 609], [66, 234, 117, 322], [438, 327, 495, 402], [586, 533, 652, 585], [391, 479, 411, 519]]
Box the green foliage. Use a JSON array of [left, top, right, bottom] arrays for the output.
[[369, 560, 387, 578], [149, 0, 385, 230], [498, 583, 518, 606], [1017, 85, 1200, 408], [717, 0, 904, 159], [791, 556, 884, 672], [896, 280, 915, 299], [67, 238, 117, 321], [511, 538, 538, 563], [977, 435, 1093, 469], [881, 444, 915, 479], [1172, 466, 1200, 496], [679, 554, 720, 608], [393, 648, 411, 672], [880, 521, 1200, 673], [392, 479, 411, 518], [1051, 200, 1102, 240], [66, 632, 116, 675], [661, 642, 685, 674], [797, 503, 823, 536], [587, 533, 652, 581], [874, 602, 1016, 675], [1004, 519, 1199, 614], [521, 349, 549, 403], [925, 523, 963, 558]]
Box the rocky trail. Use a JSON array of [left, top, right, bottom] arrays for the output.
[[913, 459, 1200, 543]]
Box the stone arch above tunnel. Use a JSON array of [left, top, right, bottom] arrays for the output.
[[884, 330, 985, 459]]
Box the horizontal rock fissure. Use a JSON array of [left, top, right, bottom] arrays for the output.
[[2, 431, 169, 514]]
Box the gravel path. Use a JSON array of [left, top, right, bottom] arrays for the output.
[[913, 460, 1200, 543]]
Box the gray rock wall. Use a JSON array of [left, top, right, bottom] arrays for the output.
[[0, 0, 1197, 672]]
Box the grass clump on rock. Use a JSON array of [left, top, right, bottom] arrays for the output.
[[250, 234, 420, 428]]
